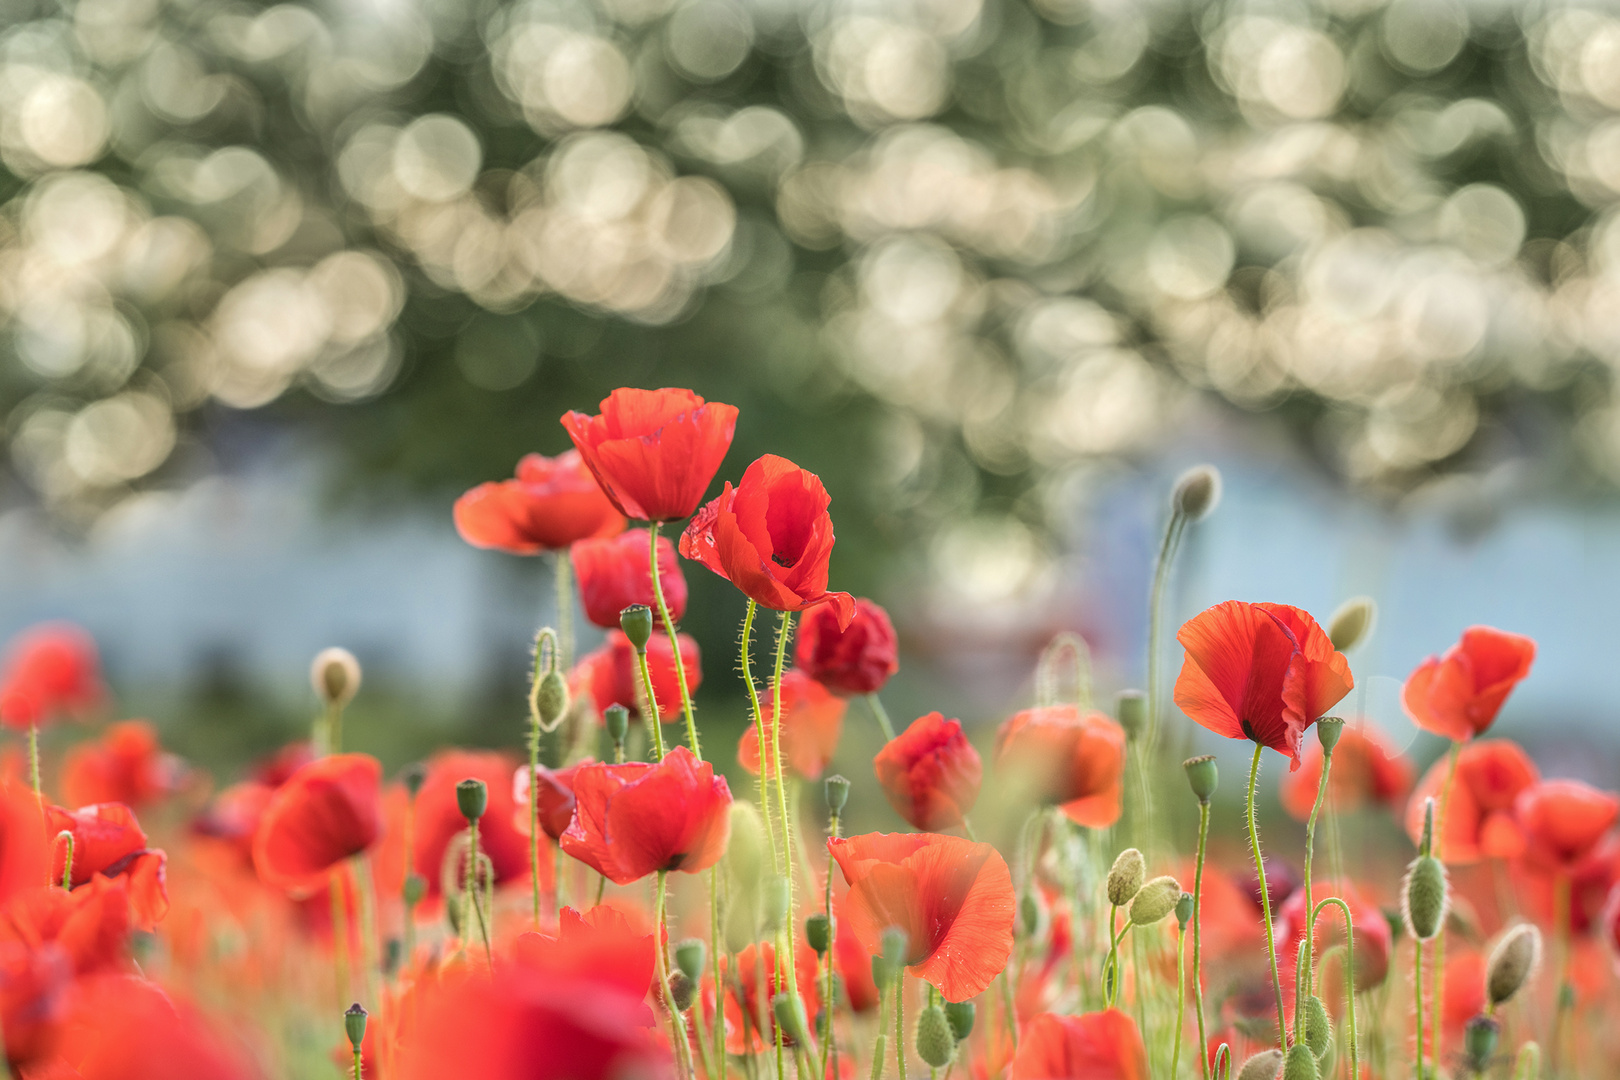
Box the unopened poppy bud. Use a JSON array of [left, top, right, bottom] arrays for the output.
[[944, 999, 975, 1041], [1419, 797, 1436, 856], [1465, 1015, 1499, 1072], [760, 876, 790, 932], [1019, 892, 1040, 937], [344, 1002, 367, 1051], [1106, 848, 1146, 907], [1128, 875, 1181, 926], [727, 802, 766, 882], [1172, 464, 1222, 522], [1403, 854, 1448, 942], [1303, 996, 1331, 1060], [402, 763, 427, 799], [1512, 1041, 1540, 1080], [1116, 691, 1145, 741], [1184, 756, 1218, 804], [1316, 717, 1344, 754], [403, 872, 426, 906], [1175, 892, 1195, 929], [456, 778, 487, 822], [604, 704, 630, 744], [871, 953, 892, 987], [916, 1003, 955, 1067], [313, 648, 362, 707], [667, 972, 695, 1013], [1236, 1048, 1283, 1080], [880, 925, 909, 974], [534, 670, 568, 732], [1327, 596, 1376, 653], [805, 912, 831, 955], [675, 939, 706, 982], [1281, 1043, 1318, 1080], [619, 604, 653, 650], [1487, 923, 1541, 1007], [825, 774, 850, 814], [773, 993, 810, 1044]]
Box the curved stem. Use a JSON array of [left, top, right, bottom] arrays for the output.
[[1309, 897, 1358, 1080], [866, 693, 896, 742], [1430, 738, 1462, 1079], [653, 871, 689, 1079], [1193, 800, 1210, 1079], [1246, 742, 1288, 1048], [649, 522, 699, 755], [634, 647, 666, 760], [740, 601, 780, 872]]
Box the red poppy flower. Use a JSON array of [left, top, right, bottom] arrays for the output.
[[46, 974, 261, 1080], [1515, 779, 1620, 872], [1402, 626, 1535, 742], [833, 894, 879, 1012], [1275, 877, 1391, 994], [679, 455, 856, 628], [0, 784, 49, 907], [60, 721, 184, 810], [795, 598, 899, 696], [1405, 739, 1539, 864], [47, 804, 146, 889], [828, 832, 1015, 1002], [737, 669, 847, 780], [454, 450, 626, 554], [994, 706, 1126, 828], [0, 623, 103, 731], [190, 781, 275, 866], [0, 940, 69, 1068], [572, 529, 687, 630], [1009, 1009, 1148, 1080], [1519, 834, 1620, 933], [1280, 721, 1411, 821], [513, 904, 656, 1008], [873, 712, 982, 831], [561, 747, 731, 885], [0, 877, 135, 975], [572, 631, 703, 722], [252, 741, 316, 788], [409, 750, 531, 903], [1173, 601, 1353, 769], [252, 754, 383, 892], [513, 760, 590, 841], [719, 940, 821, 1053], [562, 387, 738, 523]]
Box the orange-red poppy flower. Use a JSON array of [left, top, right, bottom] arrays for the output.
[[190, 781, 275, 868], [828, 832, 1015, 1002], [47, 803, 147, 889], [1275, 877, 1391, 995], [60, 721, 184, 810], [680, 454, 856, 628], [572, 529, 687, 630], [46, 974, 262, 1080], [795, 598, 899, 697], [561, 747, 731, 885], [409, 749, 531, 903], [994, 705, 1126, 828], [0, 940, 69, 1069], [0, 784, 48, 908], [1513, 833, 1620, 934], [1405, 739, 1539, 864], [252, 741, 316, 788], [572, 631, 703, 722], [513, 760, 590, 841], [873, 712, 982, 831], [0, 623, 103, 732], [1009, 1008, 1148, 1080], [454, 450, 626, 554], [1402, 626, 1535, 742], [719, 941, 821, 1053], [0, 877, 136, 976], [1173, 601, 1353, 769], [513, 904, 655, 1010], [252, 754, 383, 892], [1515, 779, 1620, 873], [833, 894, 879, 1012], [562, 387, 738, 523], [1279, 721, 1411, 820], [737, 669, 847, 780]]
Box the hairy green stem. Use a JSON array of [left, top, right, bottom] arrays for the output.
[[1302, 744, 1336, 1007], [1430, 739, 1462, 1079], [649, 522, 699, 755], [1309, 897, 1358, 1080], [1172, 914, 1188, 1080], [555, 549, 573, 672], [740, 601, 780, 872], [1193, 800, 1210, 1079], [1246, 742, 1288, 1047], [769, 611, 800, 997], [1413, 937, 1425, 1076]]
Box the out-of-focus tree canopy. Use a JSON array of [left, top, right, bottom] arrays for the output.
[[4, 0, 1620, 589]]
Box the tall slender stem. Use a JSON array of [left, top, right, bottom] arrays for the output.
[[1430, 738, 1462, 1079], [1302, 744, 1336, 1006], [330, 875, 351, 1004], [866, 693, 896, 742], [1413, 938, 1425, 1076], [870, 982, 888, 1080], [740, 601, 780, 871], [554, 550, 574, 672], [1310, 897, 1357, 1080], [634, 647, 667, 760], [1246, 742, 1288, 1048], [1193, 800, 1210, 1079], [352, 857, 380, 1011], [649, 522, 699, 754], [822, 806, 841, 1080], [769, 610, 799, 997], [711, 865, 727, 1080], [1141, 511, 1187, 847], [27, 723, 41, 807], [1552, 872, 1572, 1077], [894, 971, 908, 1080], [1172, 920, 1188, 1080]]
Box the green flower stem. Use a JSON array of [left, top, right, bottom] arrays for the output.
[[821, 807, 842, 1080], [711, 865, 726, 1080], [352, 856, 380, 1011], [1141, 509, 1188, 845], [739, 601, 780, 872], [331, 876, 351, 1003], [27, 723, 41, 808], [867, 692, 896, 742], [1413, 937, 1425, 1076], [1430, 738, 1462, 1079], [1309, 897, 1358, 1080], [1172, 912, 1188, 1080], [1245, 742, 1288, 1048], [894, 970, 907, 1080], [57, 831, 73, 891], [633, 645, 667, 760], [769, 611, 800, 997], [649, 521, 699, 755], [1193, 799, 1210, 1079], [1302, 745, 1336, 1004], [554, 548, 573, 672], [870, 982, 889, 1080]]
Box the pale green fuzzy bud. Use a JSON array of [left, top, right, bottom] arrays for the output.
[[805, 912, 831, 955], [916, 1004, 955, 1067], [726, 803, 767, 884], [604, 704, 630, 744], [675, 939, 706, 983], [1019, 892, 1040, 938], [668, 972, 695, 1013], [944, 1000, 975, 1041], [1303, 996, 1332, 1061], [1281, 1043, 1318, 1080], [1512, 1041, 1540, 1080], [534, 669, 568, 732], [1116, 692, 1145, 741], [759, 876, 790, 932], [772, 993, 809, 1044], [1488, 924, 1542, 1008], [1403, 854, 1448, 942], [1106, 848, 1146, 907], [1173, 465, 1222, 522], [881, 926, 909, 973], [1326, 597, 1376, 654], [1236, 1048, 1283, 1080], [1128, 875, 1182, 926]]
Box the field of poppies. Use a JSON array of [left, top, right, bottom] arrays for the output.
[[0, 386, 1607, 1079]]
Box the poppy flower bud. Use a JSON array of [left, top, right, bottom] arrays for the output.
[[619, 605, 653, 651], [805, 912, 831, 955], [1172, 465, 1222, 522], [313, 648, 362, 707], [916, 1003, 955, 1067], [825, 774, 850, 814], [1175, 891, 1195, 929], [1236, 1048, 1283, 1080], [872, 953, 892, 988], [726, 802, 766, 883], [675, 939, 706, 982], [344, 1003, 367, 1051], [534, 669, 568, 733], [1281, 1043, 1318, 1080], [1316, 717, 1344, 754], [455, 778, 488, 822], [1465, 1015, 1499, 1073], [403, 872, 426, 906], [1106, 848, 1146, 907], [760, 876, 790, 932], [1512, 1041, 1540, 1080], [402, 763, 427, 799], [1184, 756, 1218, 804], [1128, 875, 1181, 926], [668, 972, 695, 1013], [1487, 924, 1542, 1008], [1403, 853, 1448, 941], [603, 704, 630, 745], [1019, 892, 1041, 938], [1303, 995, 1331, 1060], [1116, 691, 1145, 741], [944, 999, 975, 1041], [772, 993, 810, 1045], [880, 925, 909, 974], [1327, 597, 1376, 654]]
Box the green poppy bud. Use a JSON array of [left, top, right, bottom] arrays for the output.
[[760, 876, 790, 932], [880, 925, 909, 974], [916, 1003, 955, 1067], [455, 778, 487, 822], [1019, 892, 1041, 938], [806, 912, 832, 955], [620, 604, 653, 650], [343, 1002, 367, 1051], [1281, 1043, 1318, 1080], [402, 763, 427, 799], [1465, 1015, 1499, 1073], [1303, 996, 1331, 1060], [1236, 1048, 1283, 1080], [1173, 465, 1222, 522], [1512, 1041, 1540, 1080], [668, 972, 695, 1013], [1116, 691, 1145, 741], [872, 953, 892, 988], [1175, 891, 1195, 930], [1315, 717, 1344, 754], [534, 669, 569, 732], [944, 1000, 975, 1041], [403, 872, 426, 906], [675, 939, 706, 982], [1418, 797, 1436, 857], [1128, 875, 1182, 926], [772, 993, 809, 1044], [1106, 848, 1146, 907], [1487, 924, 1542, 1008], [313, 648, 362, 707], [1184, 756, 1218, 804], [1327, 597, 1375, 654], [825, 774, 850, 814], [1403, 854, 1448, 942], [604, 704, 630, 745]]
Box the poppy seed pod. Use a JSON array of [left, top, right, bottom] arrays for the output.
[[619, 605, 653, 651], [675, 939, 706, 982], [1172, 465, 1222, 521], [455, 778, 488, 822], [402, 762, 427, 799], [1487, 924, 1542, 1007], [1303, 996, 1332, 1060], [344, 1003, 367, 1051], [1185, 755, 1218, 803], [1281, 1043, 1318, 1080], [1316, 716, 1344, 754], [805, 912, 831, 955], [1327, 597, 1376, 654], [1403, 854, 1448, 941], [312, 648, 362, 707], [1106, 848, 1146, 907], [534, 669, 568, 732], [944, 1000, 975, 1041], [668, 972, 695, 1013], [1512, 1041, 1540, 1080], [1129, 876, 1182, 926], [1116, 691, 1145, 741], [773, 993, 810, 1045], [825, 774, 850, 814], [1236, 1048, 1284, 1080], [1465, 1015, 1500, 1072], [1175, 891, 1195, 929], [603, 704, 630, 745], [916, 1003, 955, 1067]]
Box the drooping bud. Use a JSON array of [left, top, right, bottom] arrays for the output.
[[1184, 756, 1218, 804], [675, 939, 706, 982], [772, 993, 810, 1044], [1019, 892, 1041, 938], [1403, 853, 1448, 942], [1116, 691, 1145, 742], [916, 1003, 955, 1067], [1106, 848, 1146, 907], [944, 999, 975, 1041], [1303, 996, 1332, 1060], [759, 876, 790, 932], [1327, 597, 1376, 654], [619, 604, 653, 650], [604, 704, 630, 745], [455, 778, 488, 822], [1281, 1043, 1318, 1080], [806, 912, 831, 955], [1465, 1015, 1500, 1073], [1175, 892, 1195, 930], [403, 873, 426, 906], [1128, 875, 1182, 926], [344, 1003, 367, 1051], [534, 669, 569, 732], [402, 763, 427, 799], [313, 648, 362, 707], [1487, 924, 1542, 1008], [825, 774, 850, 814], [668, 972, 695, 1013], [1172, 465, 1222, 522], [1236, 1048, 1283, 1080], [1511, 1041, 1540, 1080], [1315, 717, 1345, 754]]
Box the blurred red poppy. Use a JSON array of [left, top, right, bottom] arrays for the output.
[[252, 754, 383, 892], [680, 454, 856, 628], [0, 785, 49, 908], [513, 904, 656, 1010], [1280, 721, 1411, 820], [737, 669, 847, 780], [60, 721, 184, 810], [251, 742, 316, 788], [1402, 626, 1535, 742], [795, 598, 899, 697], [572, 631, 703, 722], [718, 940, 821, 1053], [828, 831, 1015, 1002], [561, 747, 731, 885], [47, 804, 146, 889], [1405, 739, 1539, 864], [1275, 877, 1391, 994], [190, 781, 275, 865], [1515, 779, 1620, 873], [572, 529, 686, 629], [562, 387, 738, 523], [0, 623, 104, 732], [454, 450, 626, 554], [1515, 833, 1620, 934], [873, 712, 981, 831], [513, 760, 589, 841], [409, 750, 531, 903], [833, 894, 879, 1012], [995, 706, 1126, 828], [1173, 601, 1353, 769], [0, 940, 69, 1069], [0, 877, 135, 975], [47, 974, 262, 1080], [1009, 1009, 1148, 1080]]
